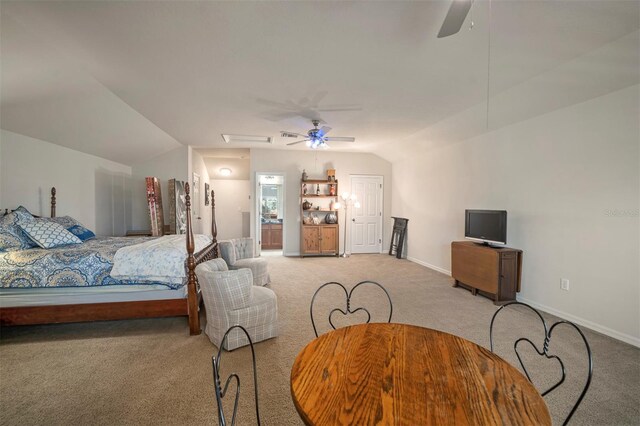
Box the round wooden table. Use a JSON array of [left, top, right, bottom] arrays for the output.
[[290, 323, 551, 425]]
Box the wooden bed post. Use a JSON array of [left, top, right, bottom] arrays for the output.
[[211, 190, 218, 257], [185, 183, 201, 335], [51, 187, 56, 217]]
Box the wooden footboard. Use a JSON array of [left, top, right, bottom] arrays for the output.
[[0, 185, 219, 335]]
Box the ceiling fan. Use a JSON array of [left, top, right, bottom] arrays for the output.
[[282, 120, 355, 149], [438, 0, 474, 38]]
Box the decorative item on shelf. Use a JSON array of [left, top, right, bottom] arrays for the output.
[[327, 169, 336, 182], [302, 169, 308, 181], [312, 213, 321, 225], [329, 184, 336, 196], [302, 200, 313, 210], [303, 215, 313, 225], [302, 183, 308, 195], [315, 206, 320, 210], [325, 211, 338, 224], [316, 184, 320, 195]]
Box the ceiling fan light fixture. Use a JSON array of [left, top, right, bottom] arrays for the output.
[[284, 119, 355, 149]]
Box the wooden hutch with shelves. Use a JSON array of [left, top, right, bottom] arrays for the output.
[[300, 179, 339, 257]]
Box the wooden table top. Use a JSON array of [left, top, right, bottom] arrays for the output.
[[290, 323, 551, 425]]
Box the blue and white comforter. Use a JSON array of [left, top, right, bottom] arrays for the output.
[[110, 235, 213, 285], [0, 236, 206, 290]]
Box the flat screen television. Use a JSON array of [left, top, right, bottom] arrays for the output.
[[465, 210, 507, 246]]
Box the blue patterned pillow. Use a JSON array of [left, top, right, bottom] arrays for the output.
[[45, 215, 80, 229], [0, 209, 37, 251], [44, 216, 96, 241], [67, 224, 96, 241], [18, 219, 82, 249]]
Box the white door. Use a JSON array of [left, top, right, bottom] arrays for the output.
[[350, 176, 383, 254]]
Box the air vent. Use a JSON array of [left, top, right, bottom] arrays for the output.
[[221, 134, 273, 144], [280, 132, 299, 138]]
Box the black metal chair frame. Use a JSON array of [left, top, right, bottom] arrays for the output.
[[310, 280, 393, 338], [489, 301, 593, 425], [212, 325, 260, 426]]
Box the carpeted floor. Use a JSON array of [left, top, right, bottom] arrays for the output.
[[1, 254, 638, 425]]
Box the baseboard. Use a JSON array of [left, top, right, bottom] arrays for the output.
[[516, 296, 640, 348], [407, 256, 451, 276], [407, 256, 640, 348]]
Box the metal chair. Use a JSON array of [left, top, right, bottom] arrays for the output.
[[310, 281, 393, 337], [212, 325, 261, 426], [489, 302, 593, 425]]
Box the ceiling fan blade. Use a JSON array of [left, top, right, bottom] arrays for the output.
[[256, 97, 294, 109], [437, 0, 473, 38], [317, 105, 362, 112], [260, 110, 301, 122], [308, 91, 329, 107], [324, 137, 355, 142], [318, 126, 332, 137], [286, 139, 309, 146]]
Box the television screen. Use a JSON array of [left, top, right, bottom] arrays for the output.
[[465, 210, 507, 245]]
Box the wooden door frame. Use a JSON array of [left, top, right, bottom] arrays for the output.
[[349, 175, 384, 254], [255, 172, 286, 256]]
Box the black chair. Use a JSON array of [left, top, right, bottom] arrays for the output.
[[310, 280, 393, 337], [489, 302, 593, 425], [212, 325, 260, 426]]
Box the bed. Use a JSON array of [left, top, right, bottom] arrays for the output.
[[0, 185, 217, 335]]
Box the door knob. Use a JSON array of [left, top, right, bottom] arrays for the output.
[[352, 218, 355, 222]]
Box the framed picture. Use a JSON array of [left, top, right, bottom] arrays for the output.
[[205, 183, 210, 206]]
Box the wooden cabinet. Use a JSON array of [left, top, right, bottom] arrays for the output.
[[261, 223, 282, 250], [451, 241, 522, 305], [302, 225, 338, 256], [300, 179, 339, 257]]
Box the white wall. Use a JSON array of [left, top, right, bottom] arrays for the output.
[[0, 130, 132, 236], [130, 146, 188, 230], [391, 85, 640, 345], [211, 179, 251, 240], [190, 149, 212, 235], [250, 149, 392, 256]]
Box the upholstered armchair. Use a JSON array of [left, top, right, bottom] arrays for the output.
[[195, 258, 278, 350], [218, 238, 270, 286]]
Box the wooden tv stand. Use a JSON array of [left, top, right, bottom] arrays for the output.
[[451, 241, 522, 305]]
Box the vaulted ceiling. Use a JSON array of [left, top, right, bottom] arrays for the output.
[[1, 1, 638, 165]]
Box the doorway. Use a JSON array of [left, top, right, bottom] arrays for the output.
[[350, 175, 384, 254], [256, 173, 285, 256]]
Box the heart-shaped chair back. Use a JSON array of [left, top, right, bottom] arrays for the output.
[[489, 302, 593, 425], [212, 325, 261, 426], [310, 280, 393, 337]]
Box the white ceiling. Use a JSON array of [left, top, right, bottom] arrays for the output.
[[1, 1, 638, 165]]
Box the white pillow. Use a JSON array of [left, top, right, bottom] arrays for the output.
[[19, 219, 82, 249]]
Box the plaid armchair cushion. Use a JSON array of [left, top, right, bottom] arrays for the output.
[[233, 238, 255, 259], [201, 268, 253, 311]]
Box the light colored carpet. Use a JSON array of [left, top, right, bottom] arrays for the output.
[[1, 254, 639, 425]]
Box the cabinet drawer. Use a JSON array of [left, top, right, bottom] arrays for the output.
[[452, 243, 499, 293]]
